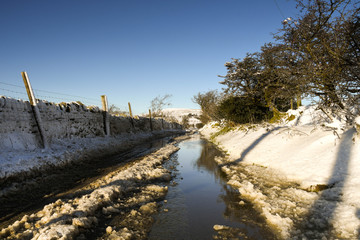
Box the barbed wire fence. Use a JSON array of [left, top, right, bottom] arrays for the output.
[[1, 76, 181, 147], [0, 81, 29, 101], [0, 80, 134, 117], [0, 80, 103, 108]]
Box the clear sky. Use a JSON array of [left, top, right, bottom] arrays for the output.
[[0, 0, 299, 114]]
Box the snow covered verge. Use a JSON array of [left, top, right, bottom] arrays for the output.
[[0, 130, 184, 179], [0, 142, 180, 240], [200, 105, 360, 239]]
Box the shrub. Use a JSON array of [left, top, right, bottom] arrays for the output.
[[217, 96, 271, 124]]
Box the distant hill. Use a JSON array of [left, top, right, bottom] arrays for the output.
[[161, 108, 202, 128]]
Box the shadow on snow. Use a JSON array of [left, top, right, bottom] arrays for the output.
[[219, 126, 281, 167], [216, 124, 358, 238], [290, 127, 356, 238]]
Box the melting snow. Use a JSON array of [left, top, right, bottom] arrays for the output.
[[0, 143, 179, 239]]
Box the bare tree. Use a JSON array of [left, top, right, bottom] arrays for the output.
[[150, 94, 172, 117], [108, 104, 128, 116]]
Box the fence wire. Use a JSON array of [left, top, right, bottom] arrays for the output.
[[0, 81, 102, 107]]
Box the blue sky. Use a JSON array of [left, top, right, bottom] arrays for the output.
[[0, 0, 298, 114]]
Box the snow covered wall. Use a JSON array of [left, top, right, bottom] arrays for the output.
[[0, 96, 182, 151]]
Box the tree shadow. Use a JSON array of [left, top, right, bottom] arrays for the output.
[[291, 128, 356, 239], [219, 127, 281, 167]]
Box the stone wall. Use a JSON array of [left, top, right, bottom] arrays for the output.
[[0, 97, 182, 150]]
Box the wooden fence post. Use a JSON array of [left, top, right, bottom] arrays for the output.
[[128, 102, 135, 129], [149, 109, 153, 131], [161, 113, 164, 129], [21, 71, 48, 149], [128, 102, 133, 118], [101, 95, 110, 136]]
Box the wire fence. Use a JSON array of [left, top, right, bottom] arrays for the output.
[[0, 81, 102, 108]]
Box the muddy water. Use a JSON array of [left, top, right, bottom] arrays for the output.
[[149, 136, 275, 239]]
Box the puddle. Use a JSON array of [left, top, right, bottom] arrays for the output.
[[149, 136, 275, 239]]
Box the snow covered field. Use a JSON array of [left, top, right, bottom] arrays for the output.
[[162, 108, 201, 127], [200, 105, 360, 239]]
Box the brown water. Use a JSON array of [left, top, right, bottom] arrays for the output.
[[149, 136, 275, 239]]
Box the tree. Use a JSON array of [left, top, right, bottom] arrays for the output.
[[219, 53, 263, 99], [278, 0, 360, 119], [108, 104, 128, 116], [181, 115, 190, 129], [219, 49, 297, 115], [192, 90, 221, 123], [259, 43, 304, 111], [217, 96, 271, 124], [208, 0, 359, 124], [150, 94, 172, 117]]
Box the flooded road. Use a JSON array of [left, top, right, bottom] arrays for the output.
[[150, 136, 275, 239], [1, 134, 278, 239]]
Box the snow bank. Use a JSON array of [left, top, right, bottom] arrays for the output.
[[355, 116, 360, 125], [355, 116, 360, 135], [201, 105, 360, 239]]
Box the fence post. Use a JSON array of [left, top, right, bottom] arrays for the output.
[[128, 102, 135, 129], [101, 95, 110, 136], [21, 71, 48, 149], [161, 113, 164, 129], [149, 109, 153, 131], [128, 102, 133, 118]]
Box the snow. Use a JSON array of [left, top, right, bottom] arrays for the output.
[[2, 102, 360, 238], [1, 143, 179, 239], [0, 130, 181, 179], [356, 116, 360, 125], [200, 105, 360, 239], [162, 108, 202, 126]]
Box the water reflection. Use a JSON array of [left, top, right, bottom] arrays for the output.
[[195, 139, 224, 174], [149, 136, 274, 239]]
